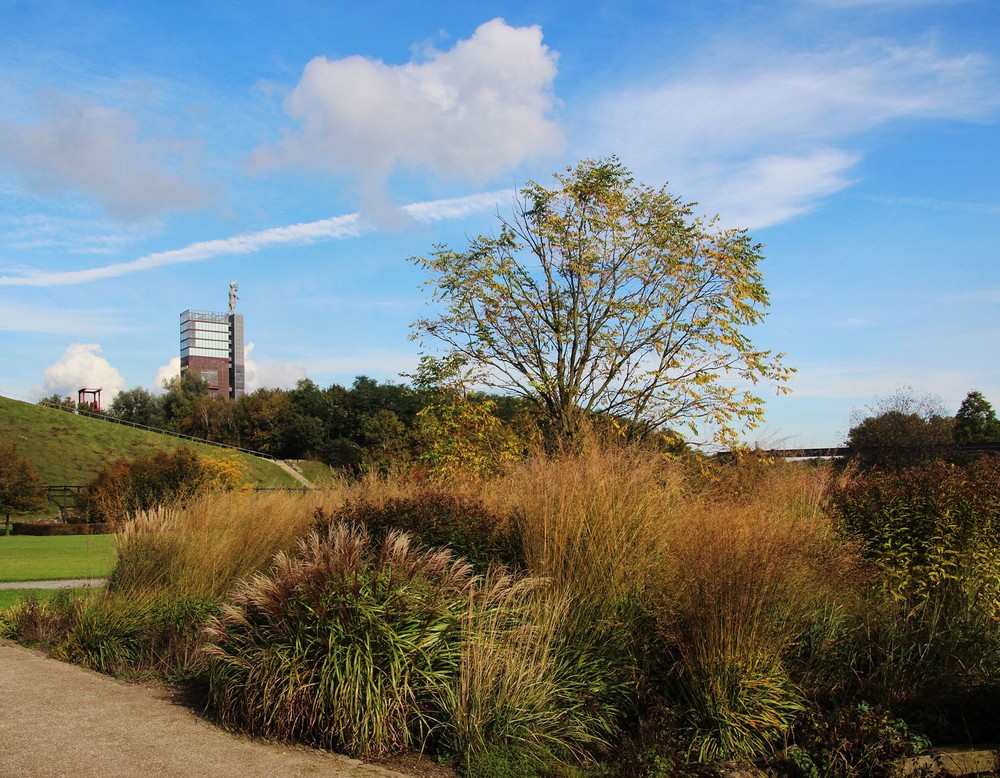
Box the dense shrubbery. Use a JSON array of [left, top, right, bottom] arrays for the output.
[[82, 448, 247, 523], [325, 490, 525, 573], [7, 450, 1000, 775], [830, 457, 1000, 604], [826, 456, 1000, 742], [104, 373, 544, 472]]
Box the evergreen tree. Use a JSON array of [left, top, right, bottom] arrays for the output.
[[954, 390, 1000, 444]]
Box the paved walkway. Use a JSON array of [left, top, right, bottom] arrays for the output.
[[0, 578, 106, 590], [0, 640, 411, 778]]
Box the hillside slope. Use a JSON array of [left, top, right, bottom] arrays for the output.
[[0, 396, 299, 488]]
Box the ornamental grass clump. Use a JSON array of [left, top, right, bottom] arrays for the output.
[[653, 459, 857, 762], [435, 573, 617, 773], [203, 522, 476, 758], [110, 490, 318, 599], [495, 447, 678, 747], [54, 590, 216, 679]]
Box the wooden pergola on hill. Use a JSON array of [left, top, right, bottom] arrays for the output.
[[77, 387, 101, 412]]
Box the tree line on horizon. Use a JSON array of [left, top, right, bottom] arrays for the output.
[[40, 372, 560, 474]]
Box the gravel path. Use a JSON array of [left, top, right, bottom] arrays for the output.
[[0, 578, 106, 590], [0, 639, 412, 778]]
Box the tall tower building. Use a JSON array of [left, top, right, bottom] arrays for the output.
[[179, 282, 245, 399]]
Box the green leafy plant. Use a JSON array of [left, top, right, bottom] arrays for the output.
[[829, 457, 1000, 608], [204, 523, 476, 758], [789, 702, 930, 778]]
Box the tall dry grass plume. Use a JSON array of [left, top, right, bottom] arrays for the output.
[[657, 456, 859, 759], [498, 446, 682, 614], [111, 490, 322, 599], [437, 573, 609, 770]]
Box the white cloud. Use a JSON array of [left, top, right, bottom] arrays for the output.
[[591, 40, 998, 227], [0, 213, 155, 255], [244, 343, 307, 391], [153, 347, 308, 394], [0, 98, 208, 219], [305, 349, 420, 381], [690, 149, 860, 228], [42, 343, 126, 403], [153, 357, 180, 392], [253, 18, 561, 210], [0, 189, 511, 287]]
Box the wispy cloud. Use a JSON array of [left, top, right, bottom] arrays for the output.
[[807, 0, 964, 7], [0, 213, 155, 256], [788, 363, 993, 406], [0, 301, 123, 334], [833, 317, 869, 328], [590, 38, 999, 228], [0, 189, 513, 287], [860, 193, 1000, 215]]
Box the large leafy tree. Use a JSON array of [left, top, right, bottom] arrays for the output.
[[846, 387, 954, 471], [954, 390, 1000, 444], [410, 158, 791, 445], [108, 387, 166, 429], [0, 442, 46, 525]]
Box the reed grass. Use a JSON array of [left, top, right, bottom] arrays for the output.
[[25, 444, 987, 770], [435, 573, 611, 772], [655, 459, 856, 760], [109, 490, 321, 599]]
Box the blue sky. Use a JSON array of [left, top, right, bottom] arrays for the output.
[[1, 0, 997, 447]]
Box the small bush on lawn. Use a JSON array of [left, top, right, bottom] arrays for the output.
[[204, 523, 476, 758], [325, 489, 524, 574]]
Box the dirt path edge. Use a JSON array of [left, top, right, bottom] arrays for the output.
[[0, 639, 412, 778]]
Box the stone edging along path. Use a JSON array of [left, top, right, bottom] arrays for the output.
[[0, 639, 412, 778]]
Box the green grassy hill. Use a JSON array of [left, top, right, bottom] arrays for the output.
[[0, 396, 299, 490]]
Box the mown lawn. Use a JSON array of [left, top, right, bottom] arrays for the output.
[[0, 395, 300, 494], [0, 534, 116, 583]]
